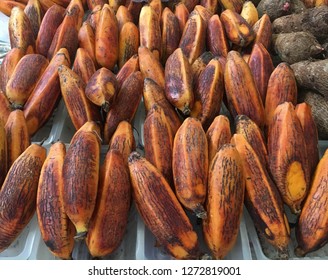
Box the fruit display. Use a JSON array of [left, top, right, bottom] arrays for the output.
[[0, 0, 327, 261]]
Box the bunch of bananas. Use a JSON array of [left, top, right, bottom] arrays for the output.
[[0, 0, 327, 260]]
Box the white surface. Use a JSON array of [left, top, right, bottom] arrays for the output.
[[0, 12, 9, 43]]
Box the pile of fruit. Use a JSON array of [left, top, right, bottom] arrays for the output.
[[0, 0, 327, 260]]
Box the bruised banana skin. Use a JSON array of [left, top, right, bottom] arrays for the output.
[[295, 102, 319, 178], [224, 50, 265, 129], [143, 78, 182, 136], [207, 14, 229, 58], [0, 143, 46, 253], [6, 54, 49, 109], [86, 149, 131, 258], [193, 5, 214, 26], [73, 47, 97, 86], [0, 122, 7, 187], [62, 121, 101, 240], [5, 109, 31, 168], [36, 4, 65, 57], [295, 149, 328, 257], [58, 64, 101, 131], [231, 134, 290, 252], [78, 22, 97, 66], [85, 67, 118, 113], [24, 48, 71, 137], [203, 144, 245, 260], [128, 151, 201, 260], [252, 14, 272, 50], [0, 93, 12, 127], [116, 4, 134, 32], [200, 0, 220, 14], [116, 54, 139, 91], [149, 0, 162, 19], [172, 117, 208, 218], [235, 114, 268, 170], [108, 120, 136, 166], [174, 2, 189, 34], [165, 48, 194, 116], [24, 0, 43, 40], [268, 102, 310, 215], [8, 6, 35, 53], [144, 104, 174, 187], [191, 51, 214, 88], [104, 71, 143, 144], [206, 115, 231, 165], [36, 142, 75, 260]]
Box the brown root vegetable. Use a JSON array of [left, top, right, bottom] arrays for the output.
[[273, 32, 324, 64], [291, 59, 328, 99], [257, 0, 295, 21], [272, 5, 328, 41], [298, 90, 328, 139]]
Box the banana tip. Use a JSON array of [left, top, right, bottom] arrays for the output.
[[74, 231, 88, 241], [128, 151, 142, 163]]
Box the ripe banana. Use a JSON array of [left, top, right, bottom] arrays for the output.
[[23, 48, 71, 137], [116, 54, 139, 91], [191, 52, 214, 87], [240, 0, 258, 27], [0, 121, 7, 187], [62, 121, 101, 240], [200, 0, 219, 14], [116, 4, 134, 32], [36, 142, 75, 260], [219, 0, 244, 13], [203, 144, 245, 260], [295, 149, 328, 257], [194, 5, 214, 25], [86, 149, 131, 258], [0, 143, 46, 253], [253, 14, 272, 51], [206, 115, 231, 165], [165, 48, 194, 116], [0, 1, 26, 17], [128, 151, 201, 260], [104, 71, 143, 144], [73, 47, 97, 86], [0, 93, 12, 126], [268, 102, 310, 214], [172, 117, 208, 218], [231, 133, 290, 253], [174, 2, 189, 34], [5, 109, 31, 168], [58, 64, 102, 131], [87, 0, 106, 10], [85, 67, 118, 113], [24, 0, 43, 40], [149, 0, 162, 19], [207, 14, 229, 57], [78, 22, 97, 66]]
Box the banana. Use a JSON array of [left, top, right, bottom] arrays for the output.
[[128, 151, 201, 260], [108, 120, 136, 166], [108, 0, 124, 13], [165, 48, 194, 116], [219, 0, 244, 13], [85, 67, 118, 113], [66, 0, 84, 30], [78, 22, 97, 66], [206, 115, 231, 165], [0, 1, 26, 17], [104, 71, 143, 144], [36, 142, 75, 260], [58, 64, 102, 131], [116, 4, 134, 32], [73, 47, 97, 85], [86, 4, 102, 31], [231, 133, 290, 253], [5, 54, 49, 109], [191, 52, 214, 87], [118, 21, 139, 69], [295, 149, 328, 257], [224, 50, 265, 128], [295, 102, 319, 178], [267, 102, 310, 214], [149, 0, 162, 19], [23, 48, 70, 137], [138, 46, 165, 89], [248, 42, 274, 104], [235, 114, 268, 169], [240, 0, 258, 27], [38, 0, 60, 12], [116, 54, 139, 91], [220, 8, 255, 47], [0, 121, 7, 187], [252, 14, 272, 51], [51, 0, 71, 7], [174, 2, 189, 34], [200, 0, 219, 14], [144, 104, 174, 186], [87, 0, 106, 11], [179, 11, 206, 64], [180, 0, 199, 12], [62, 121, 101, 240], [207, 14, 229, 57], [191, 58, 224, 130], [172, 117, 208, 218], [0, 48, 25, 95], [161, 7, 181, 65], [95, 4, 119, 70], [5, 109, 30, 168], [86, 149, 131, 258], [125, 0, 143, 25], [0, 93, 12, 127], [24, 0, 43, 39], [0, 143, 46, 253], [143, 78, 182, 136], [8, 6, 35, 53], [265, 62, 297, 128], [139, 5, 161, 60], [203, 144, 245, 260], [36, 3, 65, 57]]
